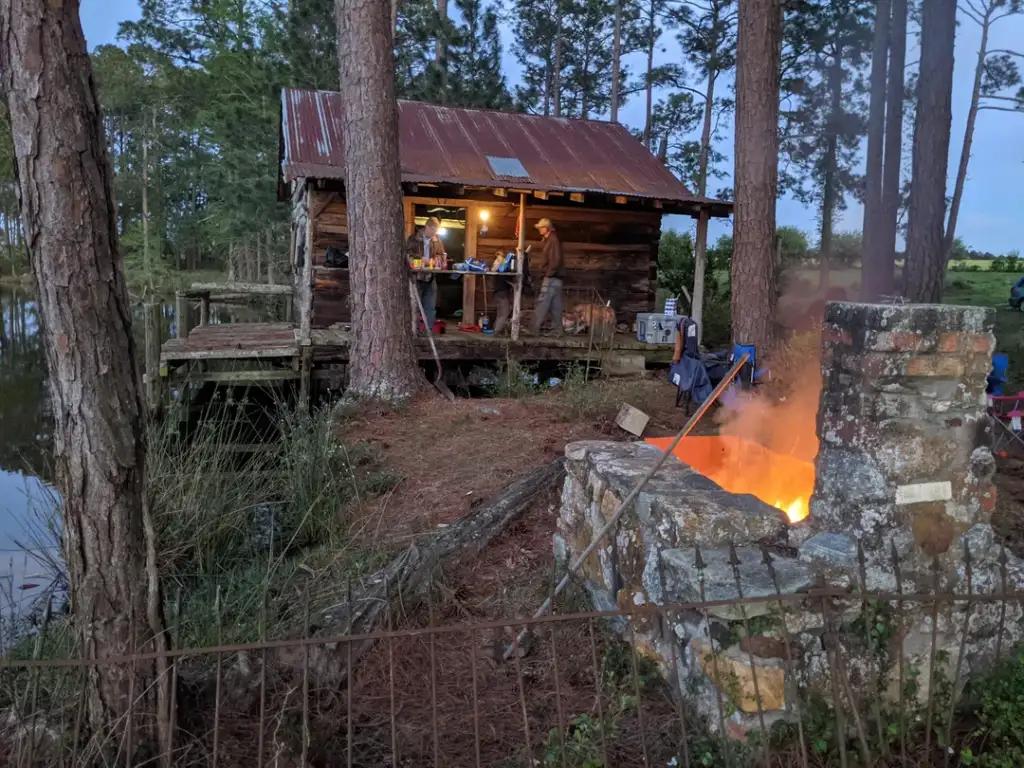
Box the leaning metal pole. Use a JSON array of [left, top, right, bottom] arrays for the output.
[[504, 353, 751, 660]]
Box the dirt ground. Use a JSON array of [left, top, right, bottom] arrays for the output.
[[994, 452, 1024, 555], [336, 376, 687, 548]]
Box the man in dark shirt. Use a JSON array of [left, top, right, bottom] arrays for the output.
[[529, 218, 564, 335]]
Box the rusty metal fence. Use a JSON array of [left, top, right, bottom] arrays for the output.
[[2, 541, 1024, 768]]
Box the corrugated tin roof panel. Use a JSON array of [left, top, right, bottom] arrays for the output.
[[280, 89, 725, 208]]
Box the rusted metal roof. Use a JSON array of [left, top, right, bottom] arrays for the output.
[[280, 88, 729, 211]]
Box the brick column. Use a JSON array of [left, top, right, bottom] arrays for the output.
[[809, 302, 996, 576]]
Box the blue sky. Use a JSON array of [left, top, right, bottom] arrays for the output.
[[81, 0, 1023, 254]]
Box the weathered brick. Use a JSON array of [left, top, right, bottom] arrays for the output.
[[822, 326, 852, 347], [937, 332, 995, 355], [981, 485, 998, 514], [906, 355, 965, 378]]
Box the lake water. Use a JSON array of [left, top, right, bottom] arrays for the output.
[[0, 285, 60, 626], [0, 283, 281, 628]]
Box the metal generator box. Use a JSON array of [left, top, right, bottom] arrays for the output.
[[636, 313, 678, 345]]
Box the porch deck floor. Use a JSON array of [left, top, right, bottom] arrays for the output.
[[161, 322, 675, 365]]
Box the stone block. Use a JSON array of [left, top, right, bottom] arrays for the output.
[[799, 532, 858, 567], [661, 547, 815, 620], [694, 641, 788, 713]]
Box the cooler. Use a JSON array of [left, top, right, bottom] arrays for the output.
[[636, 313, 679, 345]]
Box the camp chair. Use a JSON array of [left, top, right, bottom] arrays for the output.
[[669, 316, 712, 413], [988, 353, 1009, 396], [989, 391, 1024, 454], [704, 343, 770, 390]]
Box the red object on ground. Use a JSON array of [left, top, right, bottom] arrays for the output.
[[458, 323, 482, 333], [418, 319, 447, 335]]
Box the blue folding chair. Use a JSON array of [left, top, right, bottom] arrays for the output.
[[988, 353, 1009, 396]]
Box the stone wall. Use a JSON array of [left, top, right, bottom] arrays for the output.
[[555, 302, 1024, 739]]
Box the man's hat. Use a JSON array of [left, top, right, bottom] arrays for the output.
[[534, 218, 553, 230]]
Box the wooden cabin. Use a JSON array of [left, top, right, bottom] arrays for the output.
[[279, 88, 732, 342]]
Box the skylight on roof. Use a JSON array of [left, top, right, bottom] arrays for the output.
[[486, 156, 530, 179]]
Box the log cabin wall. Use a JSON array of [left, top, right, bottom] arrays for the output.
[[310, 196, 350, 328], [474, 204, 661, 328], [306, 194, 662, 330]]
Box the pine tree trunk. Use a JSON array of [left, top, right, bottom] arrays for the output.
[[944, 9, 990, 261], [436, 0, 448, 102], [553, 20, 563, 117], [819, 47, 843, 291], [142, 111, 151, 289], [731, 0, 781, 351], [0, 0, 169, 754], [860, 0, 890, 300], [691, 69, 718, 341], [878, 0, 906, 296], [611, 0, 622, 122], [904, 0, 956, 303], [642, 0, 655, 146], [336, 0, 419, 401]]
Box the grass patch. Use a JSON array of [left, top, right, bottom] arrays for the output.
[[150, 404, 401, 646]]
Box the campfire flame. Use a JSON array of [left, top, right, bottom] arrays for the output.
[[650, 331, 822, 525], [647, 435, 814, 524]]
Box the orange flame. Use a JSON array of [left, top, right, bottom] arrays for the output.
[[646, 435, 814, 523], [649, 330, 823, 524]]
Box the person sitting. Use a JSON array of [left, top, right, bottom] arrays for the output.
[[404, 216, 447, 330]]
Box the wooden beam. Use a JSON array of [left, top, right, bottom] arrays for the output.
[[311, 191, 339, 220], [187, 282, 292, 296], [511, 193, 526, 340], [533, 190, 548, 200], [691, 207, 710, 344], [463, 202, 479, 324], [172, 369, 301, 384], [161, 346, 298, 363], [569, 192, 584, 203], [174, 292, 190, 340], [300, 186, 315, 345]]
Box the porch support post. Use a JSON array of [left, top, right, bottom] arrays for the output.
[[511, 193, 526, 341], [691, 205, 710, 345]]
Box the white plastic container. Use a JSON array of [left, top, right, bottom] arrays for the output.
[[635, 313, 678, 345]]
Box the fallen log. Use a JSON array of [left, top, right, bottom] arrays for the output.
[[274, 457, 566, 679]]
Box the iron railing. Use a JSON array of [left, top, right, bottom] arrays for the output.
[[1, 540, 1022, 767]]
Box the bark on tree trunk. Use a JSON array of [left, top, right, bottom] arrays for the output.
[[142, 111, 151, 290], [860, 0, 891, 301], [944, 10, 990, 261], [0, 0, 169, 755], [904, 0, 956, 303], [553, 19, 563, 117], [691, 69, 717, 341], [336, 0, 420, 402], [611, 0, 622, 123], [642, 0, 655, 145], [878, 0, 906, 296], [731, 0, 781, 351], [819, 46, 844, 291], [435, 0, 448, 102]]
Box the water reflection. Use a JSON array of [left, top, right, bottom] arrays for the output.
[[0, 286, 59, 629], [0, 284, 281, 630]]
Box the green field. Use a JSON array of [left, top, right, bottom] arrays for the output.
[[784, 268, 1024, 386], [949, 259, 997, 271]]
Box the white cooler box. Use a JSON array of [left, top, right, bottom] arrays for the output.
[[636, 313, 679, 345]]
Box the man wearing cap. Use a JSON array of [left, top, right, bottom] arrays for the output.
[[529, 218, 564, 335], [404, 216, 447, 331]]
